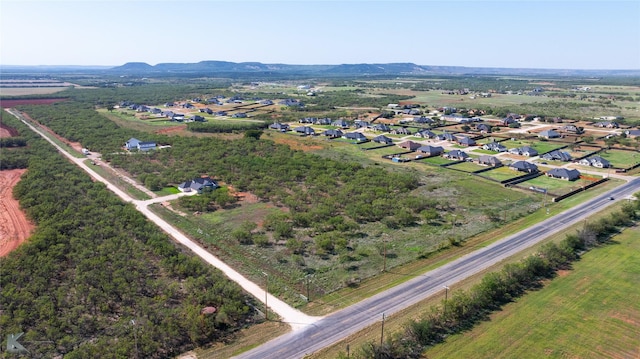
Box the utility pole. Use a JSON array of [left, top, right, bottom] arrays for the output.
[[382, 237, 387, 272], [306, 274, 311, 302], [262, 272, 269, 321], [443, 286, 450, 316], [380, 313, 385, 346]]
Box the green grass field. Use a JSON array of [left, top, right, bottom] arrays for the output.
[[420, 156, 458, 166], [448, 161, 486, 172], [479, 166, 523, 181], [521, 174, 600, 195], [598, 149, 640, 168], [424, 226, 640, 359]]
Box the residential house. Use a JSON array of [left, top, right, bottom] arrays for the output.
[[322, 129, 344, 138], [232, 113, 247, 118], [260, 99, 274, 105], [416, 145, 444, 157], [315, 118, 332, 125], [501, 116, 517, 126], [397, 140, 421, 151], [624, 129, 640, 138], [546, 168, 580, 181], [444, 150, 469, 161], [542, 150, 572, 162], [294, 126, 316, 136], [509, 161, 539, 173], [415, 129, 437, 139], [332, 119, 350, 128], [372, 135, 393, 145], [189, 115, 206, 122], [483, 142, 507, 152], [373, 124, 391, 132], [177, 176, 219, 193], [538, 129, 561, 139], [437, 132, 457, 141], [456, 136, 476, 147], [391, 127, 412, 135], [413, 116, 433, 124], [343, 132, 368, 142], [477, 155, 502, 167], [441, 114, 465, 123], [476, 123, 492, 133], [509, 146, 538, 157], [269, 122, 290, 132], [579, 156, 610, 168], [125, 137, 156, 152], [562, 125, 583, 134], [298, 117, 316, 124], [595, 121, 619, 128]]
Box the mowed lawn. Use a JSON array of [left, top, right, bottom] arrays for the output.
[[522, 175, 601, 195], [479, 166, 523, 181], [598, 149, 640, 168], [424, 226, 640, 359]]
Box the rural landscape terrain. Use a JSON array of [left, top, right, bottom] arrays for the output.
[[1, 62, 639, 359]]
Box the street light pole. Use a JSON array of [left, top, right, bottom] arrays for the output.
[[262, 271, 269, 321], [443, 286, 450, 315]]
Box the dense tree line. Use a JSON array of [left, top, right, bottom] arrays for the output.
[[0, 117, 255, 358], [187, 121, 268, 133], [349, 199, 640, 359]]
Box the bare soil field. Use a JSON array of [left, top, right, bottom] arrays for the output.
[[0, 123, 20, 138], [0, 98, 67, 108], [0, 169, 34, 257]]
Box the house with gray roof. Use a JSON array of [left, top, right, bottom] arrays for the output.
[[343, 132, 368, 142], [578, 156, 610, 168], [538, 129, 561, 139], [542, 150, 572, 162], [416, 145, 444, 157], [456, 136, 476, 147], [509, 161, 539, 173], [546, 168, 580, 181], [483, 141, 507, 152], [269, 122, 290, 131], [397, 140, 421, 151], [294, 126, 316, 135], [415, 129, 437, 139], [372, 135, 393, 145], [477, 155, 502, 167], [177, 176, 219, 193], [125, 137, 156, 152], [444, 150, 469, 160], [323, 129, 344, 138], [509, 146, 538, 157]]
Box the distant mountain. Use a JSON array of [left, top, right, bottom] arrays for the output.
[[2, 61, 639, 77], [108, 61, 640, 77]]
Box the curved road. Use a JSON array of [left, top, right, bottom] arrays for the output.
[[236, 178, 640, 358]]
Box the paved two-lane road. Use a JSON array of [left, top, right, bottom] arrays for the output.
[[236, 178, 640, 358]]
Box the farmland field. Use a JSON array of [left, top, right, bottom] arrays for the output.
[[424, 226, 640, 359]]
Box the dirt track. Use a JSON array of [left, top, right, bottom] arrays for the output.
[[0, 169, 34, 257]]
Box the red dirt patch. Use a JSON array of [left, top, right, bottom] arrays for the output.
[[0, 98, 66, 108], [0, 122, 19, 138], [0, 169, 35, 257], [155, 125, 188, 135]]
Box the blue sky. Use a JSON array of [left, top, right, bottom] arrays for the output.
[[1, 0, 639, 69]]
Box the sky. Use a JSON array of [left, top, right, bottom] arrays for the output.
[[1, 0, 639, 70]]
